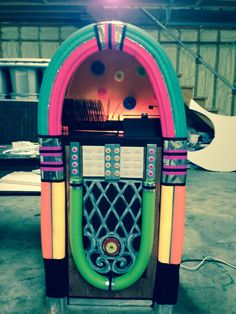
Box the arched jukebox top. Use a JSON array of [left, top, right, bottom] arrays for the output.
[[38, 21, 186, 138]]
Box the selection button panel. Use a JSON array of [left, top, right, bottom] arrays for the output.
[[70, 142, 81, 181], [104, 144, 120, 181], [145, 144, 157, 181]]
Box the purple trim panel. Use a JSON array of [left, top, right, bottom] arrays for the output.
[[40, 161, 64, 166], [40, 146, 62, 151], [162, 171, 187, 176], [163, 165, 187, 169], [40, 153, 62, 157], [41, 167, 64, 172], [163, 149, 187, 154], [163, 155, 187, 160]]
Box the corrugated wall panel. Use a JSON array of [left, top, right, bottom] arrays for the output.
[[1, 27, 18, 40], [2, 42, 20, 57], [198, 45, 216, 109], [160, 28, 180, 41], [40, 42, 59, 58], [200, 30, 218, 42], [21, 42, 40, 58], [39, 27, 59, 40], [216, 44, 236, 115], [180, 29, 198, 42], [21, 27, 39, 40], [179, 44, 197, 87]]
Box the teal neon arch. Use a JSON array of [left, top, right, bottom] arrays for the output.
[[38, 22, 187, 138]]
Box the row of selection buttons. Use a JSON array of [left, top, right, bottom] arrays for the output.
[[105, 170, 120, 176], [105, 147, 120, 154], [105, 155, 120, 161], [146, 146, 156, 178], [105, 145, 120, 178], [71, 145, 79, 175]]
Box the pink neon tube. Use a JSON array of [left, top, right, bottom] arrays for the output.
[[48, 39, 98, 135], [123, 38, 175, 137]]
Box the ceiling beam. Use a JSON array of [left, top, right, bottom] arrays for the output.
[[0, 1, 197, 8], [0, 1, 236, 27], [0, 1, 236, 11], [1, 4, 236, 13]]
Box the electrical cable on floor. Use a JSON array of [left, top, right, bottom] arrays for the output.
[[180, 256, 236, 271]]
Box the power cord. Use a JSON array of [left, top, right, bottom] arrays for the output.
[[181, 256, 236, 271]]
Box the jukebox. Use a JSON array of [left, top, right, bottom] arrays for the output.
[[38, 22, 187, 310]]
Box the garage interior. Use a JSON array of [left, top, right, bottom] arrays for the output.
[[0, 1, 236, 313]]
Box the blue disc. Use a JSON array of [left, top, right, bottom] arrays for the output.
[[90, 60, 105, 76], [123, 96, 136, 110]]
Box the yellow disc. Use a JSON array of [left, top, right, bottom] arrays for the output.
[[106, 242, 118, 254], [114, 70, 125, 82]]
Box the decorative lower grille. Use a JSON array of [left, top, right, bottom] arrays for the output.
[[82, 179, 142, 275]]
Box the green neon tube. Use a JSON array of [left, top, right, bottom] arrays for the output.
[[113, 187, 155, 290], [70, 186, 108, 290], [70, 185, 156, 291]]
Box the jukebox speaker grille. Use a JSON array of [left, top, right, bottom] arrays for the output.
[[83, 179, 142, 275]]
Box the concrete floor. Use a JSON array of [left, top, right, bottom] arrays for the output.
[[1, 169, 236, 314]]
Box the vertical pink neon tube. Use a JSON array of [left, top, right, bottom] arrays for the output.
[[48, 39, 98, 135], [123, 38, 175, 138]]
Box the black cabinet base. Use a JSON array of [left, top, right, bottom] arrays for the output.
[[153, 261, 180, 305]]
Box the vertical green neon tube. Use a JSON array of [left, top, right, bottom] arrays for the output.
[[70, 186, 109, 290], [70, 185, 156, 291], [113, 187, 155, 290]]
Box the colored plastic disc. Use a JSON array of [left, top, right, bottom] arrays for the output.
[[114, 70, 124, 82], [123, 96, 136, 110], [97, 86, 108, 98], [136, 66, 146, 77], [90, 60, 105, 76]]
